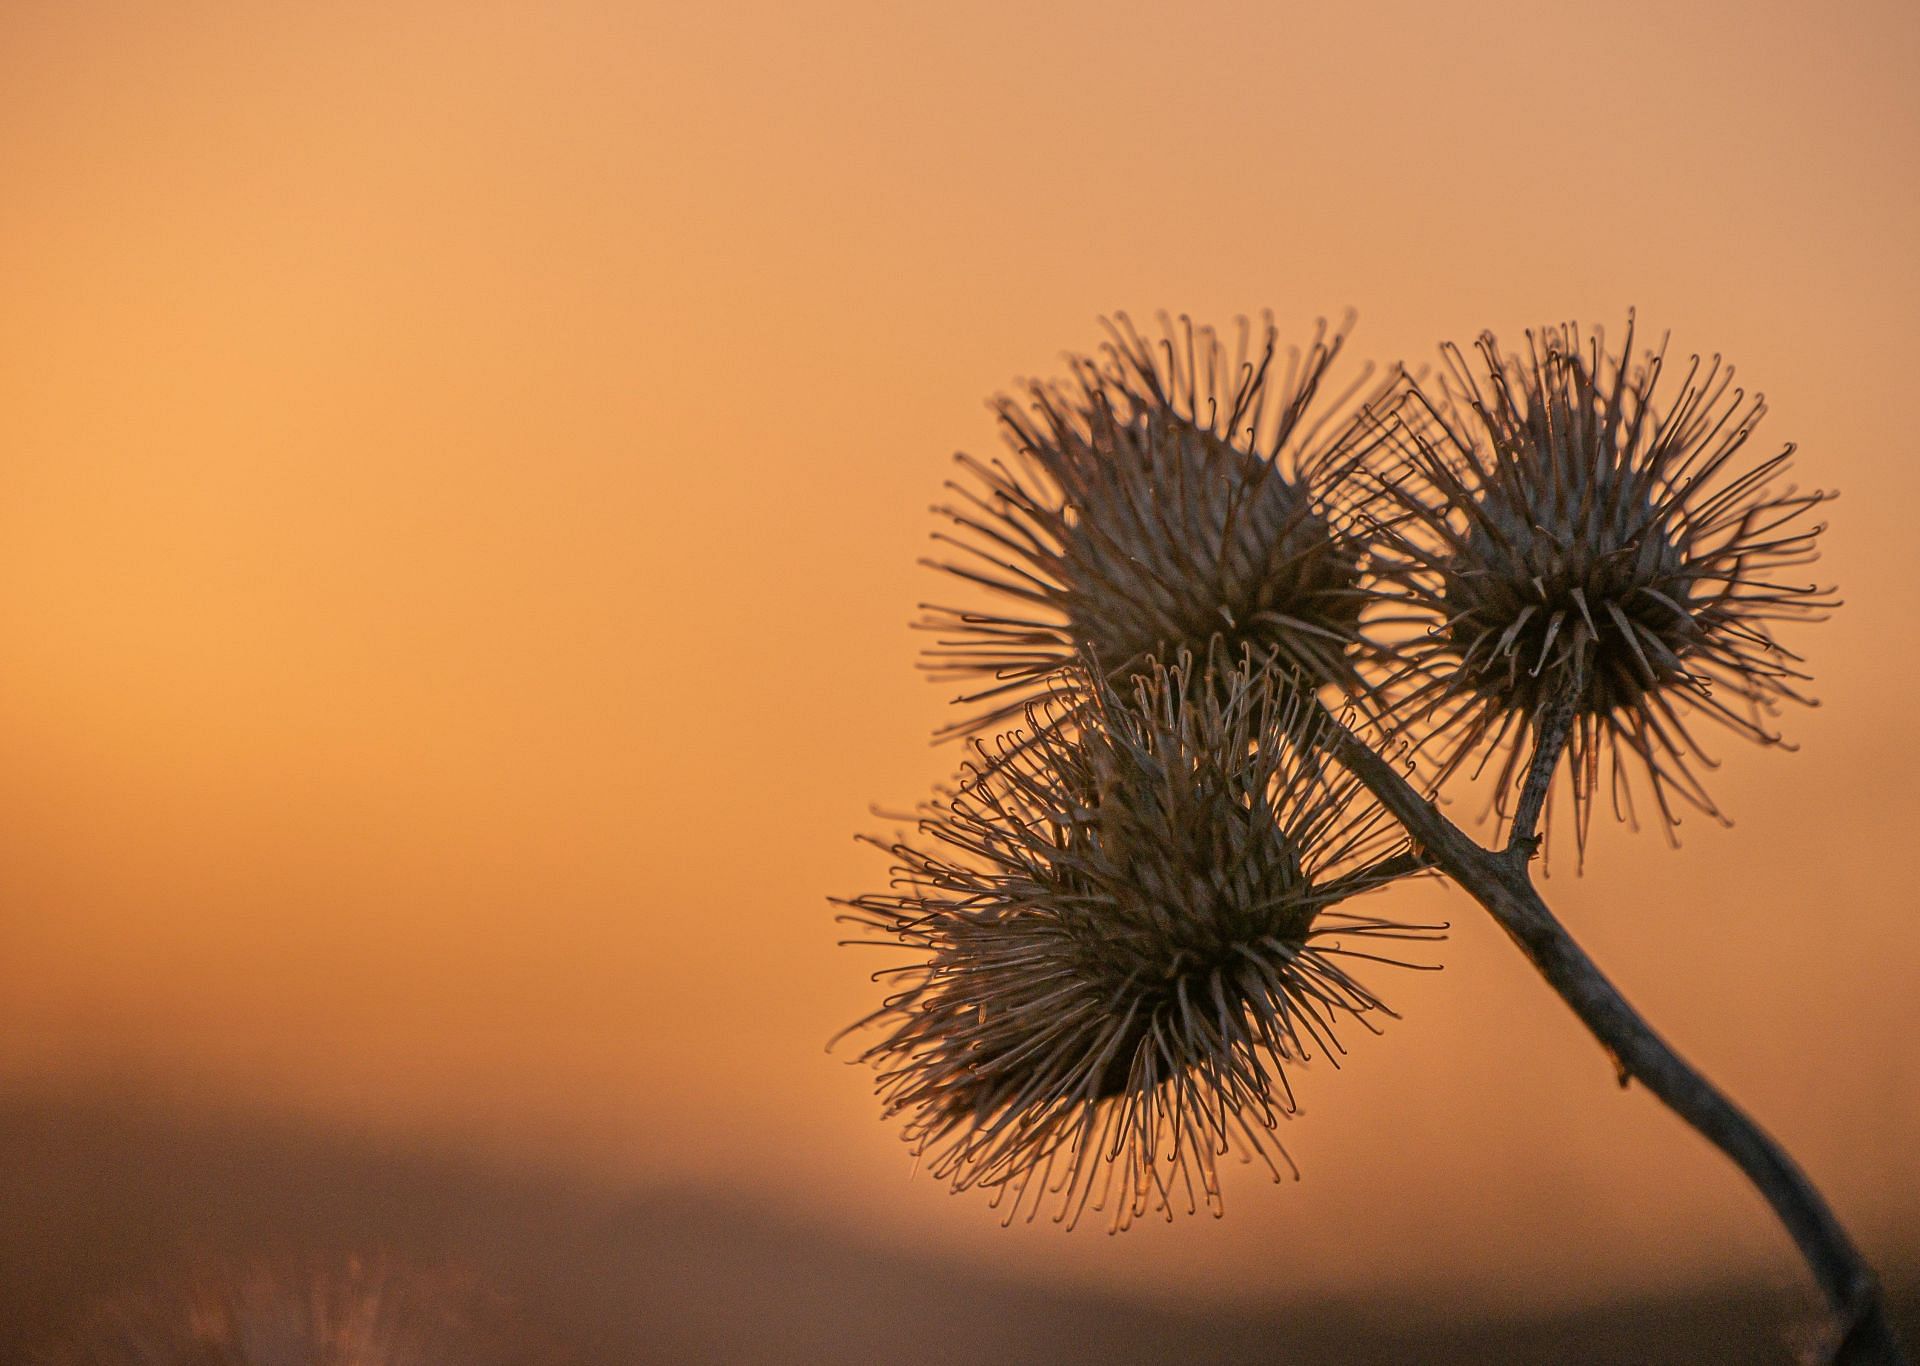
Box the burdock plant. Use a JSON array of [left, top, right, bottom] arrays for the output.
[[839, 314, 1905, 1363], [918, 313, 1388, 736], [1364, 318, 1837, 854], [837, 654, 1439, 1232]]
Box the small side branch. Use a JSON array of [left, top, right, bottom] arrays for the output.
[[1506, 655, 1587, 861]]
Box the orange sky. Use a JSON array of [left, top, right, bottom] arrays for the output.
[[0, 0, 1915, 1314]]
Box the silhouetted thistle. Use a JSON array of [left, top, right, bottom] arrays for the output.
[[1362, 317, 1837, 850], [837, 656, 1441, 1230], [920, 313, 1389, 737], [841, 311, 1902, 1359]]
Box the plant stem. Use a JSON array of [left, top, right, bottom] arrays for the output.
[[1505, 655, 1586, 860], [1312, 700, 1907, 1365]]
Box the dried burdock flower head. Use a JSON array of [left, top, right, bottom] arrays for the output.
[[920, 312, 1390, 737], [835, 653, 1441, 1231], [1366, 315, 1837, 850]]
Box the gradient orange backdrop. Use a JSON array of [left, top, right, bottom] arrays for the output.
[[1, 0, 1914, 1316]]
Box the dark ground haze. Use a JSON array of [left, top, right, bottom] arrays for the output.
[[2, 1085, 1912, 1365]]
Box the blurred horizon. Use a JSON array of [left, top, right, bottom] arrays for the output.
[[13, 1082, 1911, 1364], [1, 0, 1916, 1352]]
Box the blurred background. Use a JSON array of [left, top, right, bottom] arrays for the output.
[[0, 1, 1915, 1360]]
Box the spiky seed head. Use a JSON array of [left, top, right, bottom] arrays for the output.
[[919, 312, 1390, 737], [836, 655, 1441, 1231], [1364, 316, 1838, 851]]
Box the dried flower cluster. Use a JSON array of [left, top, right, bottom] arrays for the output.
[[839, 658, 1438, 1229], [840, 311, 1832, 1227], [919, 314, 1390, 737], [1363, 317, 1836, 850]]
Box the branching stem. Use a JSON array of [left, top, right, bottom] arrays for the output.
[[1312, 699, 1907, 1365]]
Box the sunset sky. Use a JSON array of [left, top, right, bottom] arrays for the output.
[[0, 0, 1915, 1319]]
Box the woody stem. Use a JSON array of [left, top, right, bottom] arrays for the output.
[[1312, 699, 1906, 1365]]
